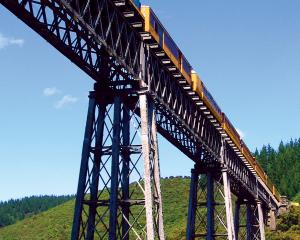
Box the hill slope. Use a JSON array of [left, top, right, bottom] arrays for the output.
[[0, 178, 190, 240], [266, 206, 300, 240], [1, 178, 300, 239], [254, 138, 300, 199], [0, 195, 73, 227]]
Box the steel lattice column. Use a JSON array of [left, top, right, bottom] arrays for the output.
[[257, 201, 266, 240], [235, 201, 265, 240], [234, 200, 246, 240], [186, 168, 236, 240], [71, 83, 165, 239]]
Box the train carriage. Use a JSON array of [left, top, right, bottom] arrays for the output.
[[126, 1, 281, 202], [222, 114, 241, 150], [191, 71, 223, 124], [141, 6, 192, 85]]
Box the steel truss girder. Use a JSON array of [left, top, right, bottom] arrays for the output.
[[1, 0, 140, 82], [1, 0, 278, 211], [72, 83, 165, 239]]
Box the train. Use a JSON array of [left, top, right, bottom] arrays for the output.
[[127, 0, 281, 202]]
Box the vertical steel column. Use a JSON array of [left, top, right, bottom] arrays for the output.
[[207, 172, 214, 240], [72, 93, 97, 240], [151, 109, 166, 240], [86, 96, 106, 240], [109, 96, 122, 239], [222, 168, 235, 240], [234, 200, 240, 239], [186, 168, 199, 240], [234, 200, 249, 240], [257, 201, 266, 240], [246, 202, 252, 240], [220, 139, 235, 240], [228, 180, 235, 239], [140, 93, 155, 240], [121, 105, 130, 240]]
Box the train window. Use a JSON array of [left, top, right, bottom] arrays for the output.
[[150, 13, 156, 31], [158, 25, 163, 42], [203, 85, 222, 116], [224, 114, 240, 139], [182, 57, 191, 75], [150, 12, 163, 45], [164, 34, 179, 59]]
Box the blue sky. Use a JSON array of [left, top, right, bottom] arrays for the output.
[[1, 1, 300, 201]]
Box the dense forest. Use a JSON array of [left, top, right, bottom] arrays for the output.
[[254, 138, 300, 199], [0, 195, 74, 227]]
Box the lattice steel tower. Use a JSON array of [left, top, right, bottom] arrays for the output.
[[71, 49, 165, 240]]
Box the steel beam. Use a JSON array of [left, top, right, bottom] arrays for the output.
[[234, 200, 240, 239], [72, 92, 98, 240], [151, 107, 166, 239], [140, 94, 155, 240], [206, 172, 214, 240], [186, 168, 198, 240], [121, 104, 131, 240], [257, 201, 266, 240], [222, 168, 235, 240], [109, 96, 122, 239], [86, 97, 106, 240], [246, 203, 252, 240]]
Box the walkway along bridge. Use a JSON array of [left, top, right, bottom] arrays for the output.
[[1, 0, 287, 239]]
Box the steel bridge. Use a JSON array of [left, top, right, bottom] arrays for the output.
[[1, 0, 285, 239]]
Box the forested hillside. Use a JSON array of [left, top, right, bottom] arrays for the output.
[[0, 178, 300, 239], [0, 178, 190, 239], [1, 139, 300, 239], [0, 195, 73, 227], [254, 138, 300, 199]]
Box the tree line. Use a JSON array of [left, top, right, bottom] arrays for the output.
[[254, 138, 300, 199], [0, 195, 74, 227]]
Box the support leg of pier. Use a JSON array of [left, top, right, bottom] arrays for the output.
[[257, 201, 266, 240], [186, 168, 199, 240]]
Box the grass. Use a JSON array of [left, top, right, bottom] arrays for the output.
[[266, 206, 300, 240], [0, 178, 190, 240], [0, 178, 299, 239]]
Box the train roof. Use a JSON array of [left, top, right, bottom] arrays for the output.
[[141, 5, 192, 68]]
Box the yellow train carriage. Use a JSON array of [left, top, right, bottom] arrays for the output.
[[222, 114, 242, 151], [140, 4, 282, 203], [191, 71, 223, 124], [244, 145, 281, 201], [191, 71, 241, 152], [241, 140, 256, 168], [141, 6, 192, 85]]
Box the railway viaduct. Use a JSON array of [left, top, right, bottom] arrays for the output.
[[0, 0, 287, 239]]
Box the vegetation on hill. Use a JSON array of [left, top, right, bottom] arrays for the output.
[[0, 178, 191, 240], [0, 178, 300, 239], [0, 195, 73, 227], [266, 206, 300, 240], [1, 139, 300, 239], [293, 192, 300, 204], [254, 138, 300, 199]]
